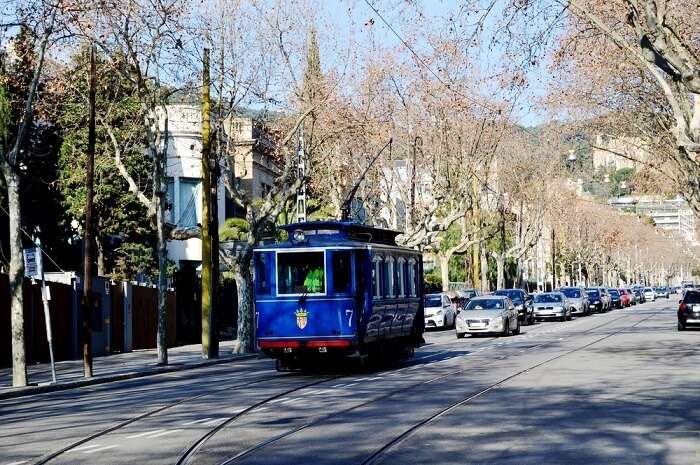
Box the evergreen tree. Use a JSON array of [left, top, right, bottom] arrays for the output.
[[56, 48, 155, 280]]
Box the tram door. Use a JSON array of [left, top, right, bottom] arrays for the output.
[[354, 250, 370, 343]]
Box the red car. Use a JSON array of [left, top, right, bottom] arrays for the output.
[[618, 288, 632, 307]]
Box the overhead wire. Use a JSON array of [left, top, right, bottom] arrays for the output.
[[361, 0, 499, 114]]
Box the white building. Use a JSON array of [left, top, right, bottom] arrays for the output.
[[609, 195, 697, 243], [163, 104, 279, 268]]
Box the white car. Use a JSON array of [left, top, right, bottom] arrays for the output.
[[643, 287, 656, 301], [424, 293, 455, 329]]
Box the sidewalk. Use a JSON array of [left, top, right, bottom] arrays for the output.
[[0, 340, 258, 400]]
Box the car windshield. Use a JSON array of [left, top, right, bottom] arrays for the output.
[[587, 290, 600, 298], [683, 292, 700, 304], [493, 290, 523, 302], [644, 288, 653, 292], [459, 290, 477, 298], [609, 290, 620, 297], [534, 293, 562, 303], [277, 251, 325, 294], [424, 295, 442, 307], [560, 288, 581, 298], [464, 299, 505, 310]]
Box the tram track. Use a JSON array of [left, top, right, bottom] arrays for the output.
[[182, 308, 645, 465], [360, 308, 664, 465], [31, 370, 320, 465]]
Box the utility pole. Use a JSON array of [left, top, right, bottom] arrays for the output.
[[295, 127, 307, 223], [82, 45, 96, 378], [201, 48, 217, 358]]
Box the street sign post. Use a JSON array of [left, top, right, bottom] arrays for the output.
[[23, 245, 57, 383]]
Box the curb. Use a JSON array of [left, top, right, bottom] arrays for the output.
[[0, 353, 260, 401]]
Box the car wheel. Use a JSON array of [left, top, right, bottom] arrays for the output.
[[502, 319, 509, 337], [512, 319, 521, 335], [457, 333, 466, 339], [567, 310, 572, 321], [529, 313, 535, 325]]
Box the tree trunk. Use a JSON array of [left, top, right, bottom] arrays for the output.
[[439, 253, 450, 292], [3, 167, 27, 386], [96, 234, 106, 277], [233, 263, 254, 354], [496, 253, 505, 290]]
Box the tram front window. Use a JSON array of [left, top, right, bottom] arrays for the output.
[[277, 251, 326, 294]]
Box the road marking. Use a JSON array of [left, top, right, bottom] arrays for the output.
[[71, 444, 103, 452], [83, 445, 118, 454], [5, 461, 28, 465], [182, 417, 212, 426], [148, 429, 183, 438], [127, 429, 165, 439], [201, 418, 222, 426]]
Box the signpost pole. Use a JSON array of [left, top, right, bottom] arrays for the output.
[[24, 243, 56, 383]]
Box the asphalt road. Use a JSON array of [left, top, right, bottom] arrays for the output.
[[1, 296, 698, 465]]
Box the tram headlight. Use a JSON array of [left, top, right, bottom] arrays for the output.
[[292, 229, 306, 243]]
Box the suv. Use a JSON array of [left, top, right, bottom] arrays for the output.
[[493, 289, 535, 325], [678, 290, 700, 331], [558, 287, 590, 316]]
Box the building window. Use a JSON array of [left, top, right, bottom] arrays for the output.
[[179, 178, 201, 227], [261, 182, 273, 198], [397, 257, 406, 297], [166, 178, 175, 224]]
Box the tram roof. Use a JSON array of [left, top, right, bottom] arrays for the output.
[[262, 221, 404, 248]]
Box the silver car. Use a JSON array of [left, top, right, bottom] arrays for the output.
[[558, 286, 589, 316], [534, 292, 572, 322], [455, 296, 520, 338]]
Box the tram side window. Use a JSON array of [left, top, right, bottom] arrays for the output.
[[277, 251, 325, 294], [397, 257, 406, 297], [254, 253, 271, 295], [372, 256, 382, 298], [332, 251, 352, 294], [385, 257, 395, 298], [408, 258, 416, 297]]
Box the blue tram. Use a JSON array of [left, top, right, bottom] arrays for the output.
[[253, 221, 424, 369]]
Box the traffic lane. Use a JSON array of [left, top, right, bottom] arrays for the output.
[[379, 303, 698, 465], [185, 306, 646, 465], [0, 359, 281, 464], [0, 322, 517, 465]]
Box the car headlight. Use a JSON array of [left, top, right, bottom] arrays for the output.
[[554, 306, 564, 311], [490, 318, 502, 327], [435, 309, 443, 316]]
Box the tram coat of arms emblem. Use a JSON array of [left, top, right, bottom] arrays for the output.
[[295, 308, 308, 330]]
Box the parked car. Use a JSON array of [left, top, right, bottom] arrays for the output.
[[626, 288, 637, 305], [599, 287, 613, 311], [586, 288, 606, 313], [533, 292, 572, 322], [451, 288, 482, 309], [608, 288, 623, 309], [455, 295, 520, 337], [643, 287, 656, 302], [424, 293, 456, 329], [618, 288, 632, 307], [678, 290, 700, 331], [655, 287, 670, 299], [632, 287, 645, 304], [493, 289, 535, 325], [558, 286, 590, 316]]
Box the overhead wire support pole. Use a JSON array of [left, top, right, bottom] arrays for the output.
[[82, 43, 96, 378], [296, 126, 307, 223]]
